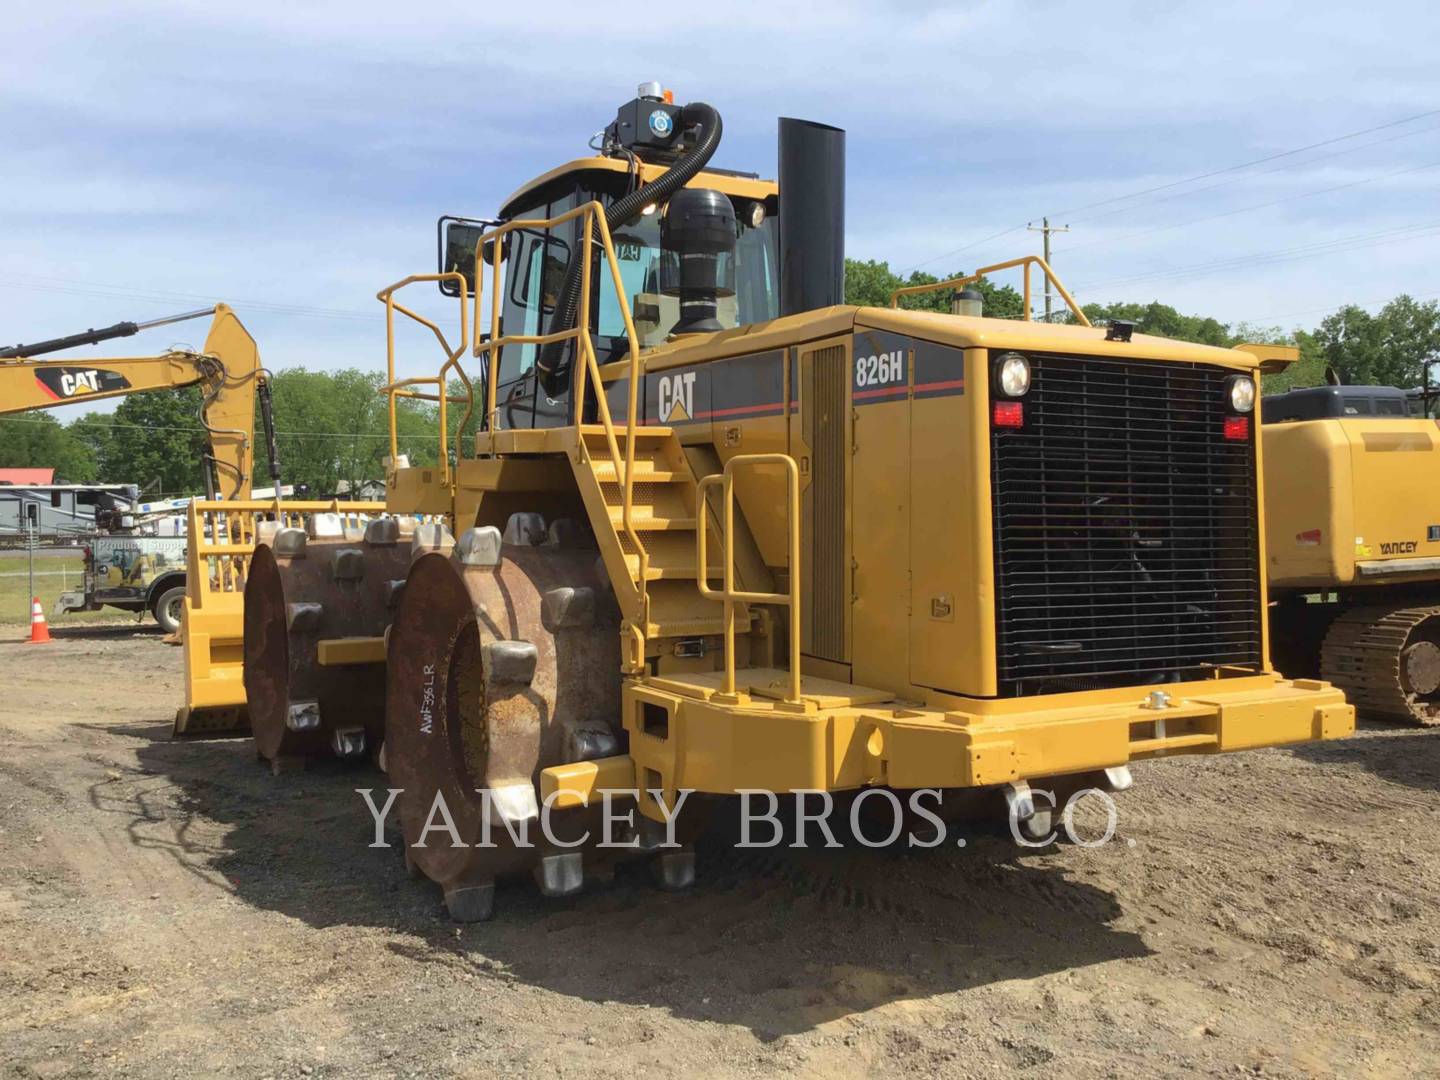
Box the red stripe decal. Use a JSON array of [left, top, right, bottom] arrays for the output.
[[696, 401, 786, 420], [639, 401, 787, 424]]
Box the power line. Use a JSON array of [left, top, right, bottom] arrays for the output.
[[1071, 218, 1440, 292], [900, 223, 1029, 275], [1065, 121, 1440, 227], [1044, 106, 1440, 221], [0, 273, 379, 323], [1237, 288, 1440, 326], [1059, 157, 1440, 256], [896, 107, 1440, 280], [0, 414, 446, 441], [1076, 220, 1440, 291]]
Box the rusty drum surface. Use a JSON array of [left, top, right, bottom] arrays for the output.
[[243, 518, 411, 771], [384, 514, 638, 921]]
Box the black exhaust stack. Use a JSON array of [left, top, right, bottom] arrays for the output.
[[778, 118, 846, 317]]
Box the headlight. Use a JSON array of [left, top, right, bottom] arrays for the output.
[[995, 353, 1031, 397], [1227, 375, 1256, 413]]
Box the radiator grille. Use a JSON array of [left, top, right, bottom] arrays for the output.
[[990, 353, 1262, 694], [803, 345, 848, 662]]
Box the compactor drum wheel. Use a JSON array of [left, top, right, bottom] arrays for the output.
[[1321, 604, 1440, 726], [244, 518, 413, 772], [385, 514, 652, 922]]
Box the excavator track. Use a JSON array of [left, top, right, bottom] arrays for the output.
[[1320, 604, 1440, 726]]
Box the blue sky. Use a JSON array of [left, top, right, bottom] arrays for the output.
[[4, 0, 1439, 419]]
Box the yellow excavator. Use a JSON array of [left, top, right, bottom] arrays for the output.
[[0, 305, 283, 731], [0, 305, 272, 500], [244, 84, 1355, 920], [1263, 371, 1440, 724]]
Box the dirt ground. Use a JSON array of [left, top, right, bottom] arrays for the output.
[[2, 626, 1438, 1079]]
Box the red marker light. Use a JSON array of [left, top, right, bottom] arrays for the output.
[[993, 401, 1024, 428], [1223, 416, 1250, 441]]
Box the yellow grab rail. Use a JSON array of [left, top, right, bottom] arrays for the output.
[[888, 255, 1091, 326], [467, 202, 652, 623], [374, 271, 473, 490], [696, 454, 802, 704], [185, 498, 388, 601]]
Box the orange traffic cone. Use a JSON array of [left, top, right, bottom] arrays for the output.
[[27, 596, 51, 644]]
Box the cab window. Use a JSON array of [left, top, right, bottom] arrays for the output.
[[494, 189, 578, 408], [592, 189, 778, 359], [1376, 397, 1406, 416]]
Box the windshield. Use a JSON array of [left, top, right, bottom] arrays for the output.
[[491, 179, 780, 430], [594, 204, 779, 355]]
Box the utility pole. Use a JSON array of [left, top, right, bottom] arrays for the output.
[[1027, 217, 1070, 321]]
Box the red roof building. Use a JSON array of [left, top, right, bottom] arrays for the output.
[[0, 468, 56, 484]]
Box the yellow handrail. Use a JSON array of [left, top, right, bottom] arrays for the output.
[[696, 454, 802, 704], [467, 202, 652, 623], [888, 255, 1091, 326], [375, 203, 654, 633], [374, 271, 472, 490], [185, 498, 389, 602]]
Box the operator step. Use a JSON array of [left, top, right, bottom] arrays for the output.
[[579, 423, 674, 439], [591, 461, 684, 484], [606, 507, 698, 531]]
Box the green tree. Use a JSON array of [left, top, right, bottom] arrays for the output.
[[1079, 300, 1232, 347], [1313, 295, 1440, 387], [268, 368, 437, 497], [99, 389, 207, 496], [0, 412, 97, 482], [1260, 331, 1328, 394], [845, 259, 906, 307], [845, 259, 1024, 317], [68, 410, 115, 477]]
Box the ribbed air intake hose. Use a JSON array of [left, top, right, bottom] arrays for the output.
[[535, 101, 724, 396]]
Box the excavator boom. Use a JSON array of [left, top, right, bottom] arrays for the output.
[[0, 304, 265, 500], [2, 303, 300, 735]]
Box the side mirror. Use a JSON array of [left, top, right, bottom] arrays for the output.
[[436, 215, 500, 297]]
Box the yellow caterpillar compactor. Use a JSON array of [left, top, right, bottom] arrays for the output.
[[246, 85, 1355, 920], [1264, 380, 1440, 724]]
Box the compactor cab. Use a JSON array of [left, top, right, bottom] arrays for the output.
[[346, 84, 1355, 920], [439, 108, 784, 430]]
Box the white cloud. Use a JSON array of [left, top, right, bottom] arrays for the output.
[[2, 0, 1439, 390]]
